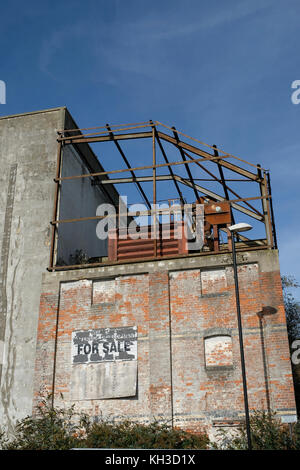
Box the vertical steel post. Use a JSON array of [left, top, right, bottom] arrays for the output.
[[152, 126, 157, 257], [49, 140, 62, 270], [232, 234, 252, 450], [266, 171, 277, 249], [258, 164, 273, 248]]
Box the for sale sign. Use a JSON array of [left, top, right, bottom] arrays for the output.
[[72, 326, 137, 364]]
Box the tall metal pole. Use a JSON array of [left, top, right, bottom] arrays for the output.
[[232, 234, 252, 450], [152, 126, 157, 257]]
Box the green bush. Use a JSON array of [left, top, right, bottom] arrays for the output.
[[0, 400, 82, 450], [0, 398, 209, 450], [2, 399, 300, 450], [214, 410, 300, 450], [81, 420, 209, 449]]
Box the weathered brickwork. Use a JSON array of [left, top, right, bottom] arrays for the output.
[[33, 250, 297, 437], [204, 335, 233, 368]]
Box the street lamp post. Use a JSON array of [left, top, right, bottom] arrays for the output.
[[228, 223, 253, 450]]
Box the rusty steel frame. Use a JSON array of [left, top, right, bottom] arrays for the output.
[[106, 123, 151, 209], [50, 195, 270, 227], [172, 126, 201, 202], [49, 120, 275, 271], [151, 121, 185, 206], [49, 140, 62, 269], [181, 149, 263, 218]]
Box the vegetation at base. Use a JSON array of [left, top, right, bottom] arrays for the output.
[[282, 275, 300, 343], [0, 398, 209, 450], [214, 410, 300, 450], [1, 398, 300, 450], [282, 275, 300, 415]]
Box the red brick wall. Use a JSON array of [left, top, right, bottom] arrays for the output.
[[33, 254, 296, 435]]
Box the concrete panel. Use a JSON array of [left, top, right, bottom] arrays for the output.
[[0, 108, 65, 431], [71, 361, 137, 400], [0, 107, 120, 432]]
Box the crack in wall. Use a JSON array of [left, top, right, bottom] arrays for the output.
[[0, 164, 17, 379], [1, 258, 20, 432], [0, 164, 17, 432]]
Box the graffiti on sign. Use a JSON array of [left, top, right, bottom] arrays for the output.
[[72, 326, 137, 364]]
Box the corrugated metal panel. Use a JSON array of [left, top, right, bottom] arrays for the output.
[[108, 222, 188, 262]]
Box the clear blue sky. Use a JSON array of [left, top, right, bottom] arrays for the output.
[[1, 0, 299, 297]]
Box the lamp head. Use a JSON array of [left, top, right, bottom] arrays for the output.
[[228, 223, 252, 233]]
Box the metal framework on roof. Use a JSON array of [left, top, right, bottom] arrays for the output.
[[49, 120, 277, 271]]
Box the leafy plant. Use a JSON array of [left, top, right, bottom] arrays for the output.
[[82, 420, 209, 449], [1, 397, 86, 450], [0, 397, 208, 450], [282, 275, 300, 343], [214, 411, 300, 450]]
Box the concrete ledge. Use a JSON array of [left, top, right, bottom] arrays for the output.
[[43, 248, 281, 285], [0, 106, 66, 120]]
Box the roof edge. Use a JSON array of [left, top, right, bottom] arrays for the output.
[[0, 106, 67, 120]]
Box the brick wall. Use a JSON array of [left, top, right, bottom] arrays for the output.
[[33, 250, 297, 436]]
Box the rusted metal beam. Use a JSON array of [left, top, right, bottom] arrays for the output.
[[151, 121, 185, 206], [55, 152, 234, 183], [158, 131, 259, 181], [58, 121, 152, 135], [263, 171, 274, 248], [59, 119, 264, 177], [175, 175, 265, 221], [266, 172, 278, 249], [106, 124, 151, 209], [52, 173, 267, 224], [182, 149, 263, 218], [257, 164, 273, 248], [49, 141, 63, 270], [213, 144, 238, 242], [156, 121, 265, 171], [95, 176, 253, 184], [95, 175, 172, 184], [172, 126, 200, 202], [213, 145, 231, 200], [59, 128, 259, 182], [152, 127, 157, 257], [59, 131, 153, 145]]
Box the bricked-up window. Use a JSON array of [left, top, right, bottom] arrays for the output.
[[92, 278, 115, 304], [204, 335, 233, 369], [200, 269, 227, 295]]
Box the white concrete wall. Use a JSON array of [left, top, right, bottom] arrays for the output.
[[0, 108, 65, 431], [0, 108, 119, 431]]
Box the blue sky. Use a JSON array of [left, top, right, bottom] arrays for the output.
[[1, 0, 300, 298]]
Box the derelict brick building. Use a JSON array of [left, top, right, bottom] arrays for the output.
[[0, 108, 297, 436]]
